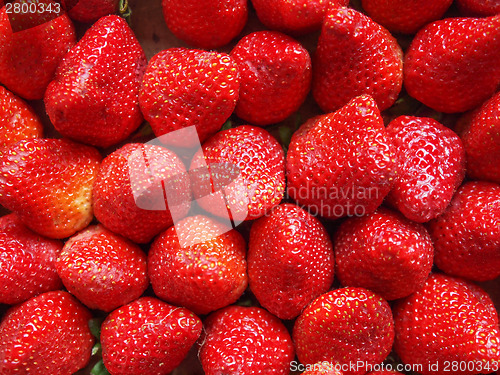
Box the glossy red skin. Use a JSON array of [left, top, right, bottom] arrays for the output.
[[427, 181, 500, 281], [65, 0, 118, 23], [0, 138, 101, 239], [312, 7, 402, 113], [0, 0, 76, 100], [0, 291, 94, 375], [148, 215, 248, 315], [457, 0, 500, 16], [0, 214, 62, 305], [101, 297, 202, 375], [162, 0, 247, 49], [386, 116, 465, 223], [56, 225, 148, 312], [248, 203, 334, 319], [393, 273, 500, 375], [335, 208, 433, 300], [404, 15, 500, 113], [293, 287, 395, 375], [361, 0, 453, 34], [139, 48, 239, 147], [286, 95, 395, 220], [199, 305, 295, 375], [45, 16, 146, 148], [230, 30, 312, 126]]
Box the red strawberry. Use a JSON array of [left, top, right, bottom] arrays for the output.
[[0, 138, 101, 239], [404, 15, 500, 113], [386, 115, 465, 222], [161, 0, 247, 49], [457, 0, 500, 16], [334, 207, 434, 300], [427, 181, 500, 282], [293, 287, 394, 375], [251, 0, 349, 35], [56, 224, 148, 312], [64, 0, 119, 23], [0, 213, 62, 305], [101, 297, 202, 375], [248, 202, 335, 319], [230, 31, 311, 126], [0, 290, 94, 375], [199, 305, 295, 375], [139, 48, 239, 147], [148, 215, 247, 315], [393, 273, 500, 375], [93, 143, 191, 243], [286, 95, 395, 219], [312, 7, 403, 113], [361, 0, 453, 34], [44, 16, 146, 148], [0, 0, 76, 100]]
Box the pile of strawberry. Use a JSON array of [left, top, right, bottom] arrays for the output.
[[0, 0, 499, 374]]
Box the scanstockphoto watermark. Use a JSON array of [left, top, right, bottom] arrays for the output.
[[290, 361, 423, 374]]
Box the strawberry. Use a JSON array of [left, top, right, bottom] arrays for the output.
[[404, 15, 500, 113], [251, 0, 349, 35], [386, 115, 465, 222], [361, 0, 453, 34], [0, 0, 76, 100], [312, 7, 403, 113], [44, 15, 146, 148], [161, 0, 247, 49], [0, 213, 62, 305], [427, 181, 500, 282], [0, 290, 94, 375], [139, 48, 239, 147], [457, 0, 500, 16], [247, 202, 335, 320], [56, 224, 149, 312], [63, 0, 119, 23], [148, 215, 247, 315], [286, 95, 395, 220], [334, 207, 434, 300], [93, 143, 191, 244], [0, 138, 101, 239], [456, 91, 500, 183], [230, 30, 312, 126], [189, 125, 285, 222], [101, 297, 202, 375], [0, 85, 42, 150], [293, 287, 394, 375], [393, 273, 500, 375], [199, 305, 295, 375]]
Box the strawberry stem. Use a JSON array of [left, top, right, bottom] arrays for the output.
[[119, 0, 132, 23]]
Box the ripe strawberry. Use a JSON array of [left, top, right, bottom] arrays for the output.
[[56, 224, 148, 312], [404, 15, 500, 113], [199, 305, 295, 375], [93, 143, 191, 244], [44, 16, 146, 148], [139, 48, 239, 147], [457, 0, 500, 16], [101, 297, 202, 375], [230, 30, 311, 126], [361, 0, 453, 34], [0, 0, 76, 100], [334, 208, 434, 300], [312, 7, 403, 113], [0, 290, 94, 375], [63, 0, 119, 23], [148, 215, 247, 315], [286, 95, 395, 220], [251, 0, 349, 35], [161, 0, 247, 49], [393, 273, 500, 375], [0, 138, 101, 239], [189, 125, 285, 222], [427, 181, 500, 282], [0, 85, 42, 150], [248, 203, 335, 320], [0, 213, 62, 305], [386, 115, 465, 223], [293, 287, 394, 375]]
